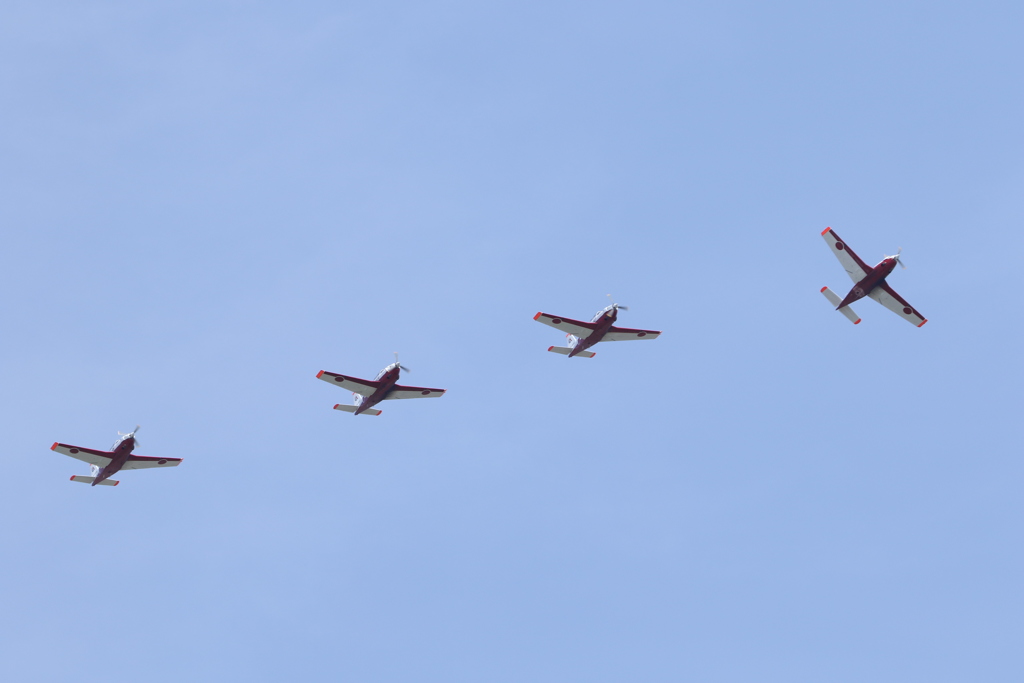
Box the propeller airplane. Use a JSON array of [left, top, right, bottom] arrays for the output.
[[316, 353, 446, 416], [50, 426, 182, 487], [533, 296, 662, 358], [820, 227, 927, 327]]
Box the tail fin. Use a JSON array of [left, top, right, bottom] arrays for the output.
[[820, 287, 861, 324], [547, 346, 596, 358], [70, 476, 119, 486], [333, 404, 382, 416]]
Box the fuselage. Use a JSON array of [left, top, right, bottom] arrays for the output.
[[569, 306, 619, 357], [838, 257, 898, 309], [94, 436, 135, 486], [354, 364, 402, 415]]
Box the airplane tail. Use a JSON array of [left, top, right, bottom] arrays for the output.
[[70, 475, 119, 486], [820, 287, 861, 325], [547, 346, 596, 358], [333, 404, 382, 416]]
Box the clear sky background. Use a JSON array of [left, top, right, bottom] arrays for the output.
[[1, 1, 1021, 681]]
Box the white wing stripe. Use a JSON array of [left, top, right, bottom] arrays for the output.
[[868, 286, 927, 327], [533, 313, 597, 339], [822, 228, 869, 283], [51, 443, 111, 466], [602, 329, 661, 342], [317, 371, 379, 397], [121, 458, 183, 470]]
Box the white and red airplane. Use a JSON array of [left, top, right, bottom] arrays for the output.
[[820, 228, 928, 327], [533, 298, 661, 358], [316, 354, 446, 416], [50, 426, 182, 487]]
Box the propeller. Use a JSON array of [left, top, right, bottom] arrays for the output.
[[885, 247, 907, 270], [118, 425, 140, 446], [606, 294, 629, 311], [393, 352, 411, 373]]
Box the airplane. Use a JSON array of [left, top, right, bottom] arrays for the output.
[[316, 353, 446, 416], [533, 297, 662, 358], [49, 426, 182, 487], [820, 228, 928, 327]]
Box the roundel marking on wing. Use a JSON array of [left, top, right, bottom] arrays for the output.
[[551, 318, 562, 324], [903, 307, 912, 314], [421, 390, 431, 395], [836, 242, 845, 250], [158, 459, 167, 465], [334, 376, 345, 383], [69, 448, 79, 454], [637, 332, 647, 337]]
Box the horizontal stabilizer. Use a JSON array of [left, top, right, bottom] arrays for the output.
[[333, 404, 382, 416], [70, 475, 118, 486], [820, 287, 861, 324], [547, 346, 596, 358]]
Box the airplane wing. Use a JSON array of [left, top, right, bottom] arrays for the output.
[[50, 443, 113, 466], [384, 385, 447, 400], [533, 312, 598, 338], [821, 227, 872, 283], [602, 326, 661, 342], [121, 455, 184, 470], [316, 371, 382, 397], [868, 282, 928, 327]]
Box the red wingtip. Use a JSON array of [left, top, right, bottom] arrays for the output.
[[316, 370, 325, 378], [51, 442, 59, 451], [819, 286, 828, 293], [113, 481, 119, 486], [820, 227, 831, 236], [547, 346, 555, 351], [533, 312, 543, 320], [333, 404, 341, 409], [69, 475, 75, 481], [854, 319, 862, 324], [918, 319, 928, 327]]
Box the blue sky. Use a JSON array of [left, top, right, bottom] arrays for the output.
[[1, 1, 1022, 681]]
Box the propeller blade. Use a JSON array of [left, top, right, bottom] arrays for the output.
[[884, 248, 907, 269], [617, 305, 629, 311], [393, 352, 410, 373], [119, 425, 140, 447]]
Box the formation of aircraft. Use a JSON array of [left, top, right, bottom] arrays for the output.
[[46, 228, 930, 487]]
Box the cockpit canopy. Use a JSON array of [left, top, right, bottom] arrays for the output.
[[375, 363, 400, 380], [591, 304, 616, 322]]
